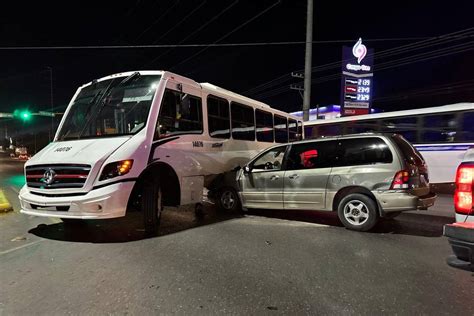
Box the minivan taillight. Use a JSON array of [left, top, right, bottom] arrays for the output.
[[391, 170, 410, 189], [454, 164, 474, 214]]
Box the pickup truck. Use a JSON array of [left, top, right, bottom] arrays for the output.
[[444, 148, 474, 271]]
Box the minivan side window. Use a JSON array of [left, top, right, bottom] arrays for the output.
[[252, 146, 287, 172], [286, 141, 337, 170], [338, 138, 393, 166]]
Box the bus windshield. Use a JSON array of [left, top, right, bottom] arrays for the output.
[[57, 74, 161, 141]]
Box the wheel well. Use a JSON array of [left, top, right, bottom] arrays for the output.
[[332, 186, 381, 215], [128, 162, 181, 210]]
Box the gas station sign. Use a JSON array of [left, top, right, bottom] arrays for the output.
[[340, 38, 374, 116]]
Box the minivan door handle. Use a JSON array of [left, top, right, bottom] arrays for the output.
[[289, 174, 299, 180], [270, 175, 280, 181]]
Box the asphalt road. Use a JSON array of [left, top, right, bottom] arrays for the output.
[[1, 154, 473, 315]]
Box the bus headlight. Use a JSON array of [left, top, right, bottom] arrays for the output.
[[99, 160, 134, 181]]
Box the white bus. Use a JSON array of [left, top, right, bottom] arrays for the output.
[[303, 103, 474, 193], [19, 71, 302, 234]]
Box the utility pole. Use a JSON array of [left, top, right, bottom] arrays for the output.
[[303, 0, 313, 122], [47, 66, 54, 141]]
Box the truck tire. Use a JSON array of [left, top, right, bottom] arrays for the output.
[[337, 193, 379, 232], [142, 178, 163, 236]]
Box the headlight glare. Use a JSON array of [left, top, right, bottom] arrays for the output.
[[99, 160, 134, 181]]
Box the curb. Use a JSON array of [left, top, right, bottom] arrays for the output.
[[0, 189, 13, 213]]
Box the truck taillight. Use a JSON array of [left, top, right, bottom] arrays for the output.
[[391, 170, 410, 189], [454, 164, 474, 214]]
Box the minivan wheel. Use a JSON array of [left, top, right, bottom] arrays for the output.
[[142, 179, 163, 236], [337, 194, 379, 232], [217, 187, 241, 213]]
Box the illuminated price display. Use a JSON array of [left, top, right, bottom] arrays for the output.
[[357, 94, 370, 101], [358, 79, 371, 86]]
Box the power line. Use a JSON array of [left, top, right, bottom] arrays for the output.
[[134, 0, 181, 42], [253, 43, 474, 100], [169, 0, 283, 71], [151, 1, 207, 45], [244, 27, 474, 96], [3, 36, 469, 51], [306, 28, 474, 73], [373, 80, 474, 102], [145, 0, 240, 68]]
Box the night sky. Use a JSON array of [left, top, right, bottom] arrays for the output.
[[1, 0, 473, 120]]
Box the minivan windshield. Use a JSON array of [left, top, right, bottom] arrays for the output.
[[57, 74, 161, 141]]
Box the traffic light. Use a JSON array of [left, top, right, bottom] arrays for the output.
[[13, 109, 32, 121], [21, 111, 31, 120]]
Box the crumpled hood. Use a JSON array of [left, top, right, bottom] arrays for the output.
[[26, 137, 131, 166]]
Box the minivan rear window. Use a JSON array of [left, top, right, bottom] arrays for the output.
[[391, 134, 425, 166], [338, 137, 393, 166]]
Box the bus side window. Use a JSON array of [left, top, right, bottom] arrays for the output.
[[288, 119, 298, 142], [380, 117, 418, 143], [207, 95, 230, 139], [318, 124, 342, 137], [297, 121, 303, 140], [155, 89, 203, 140], [274, 115, 288, 143], [421, 114, 457, 143], [304, 126, 319, 139], [345, 120, 379, 135], [231, 102, 255, 141], [255, 109, 274, 142], [461, 111, 474, 142]]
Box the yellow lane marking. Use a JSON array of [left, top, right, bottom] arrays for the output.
[[0, 189, 12, 212]]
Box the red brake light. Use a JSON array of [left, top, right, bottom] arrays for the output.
[[391, 170, 410, 189], [454, 164, 474, 214]]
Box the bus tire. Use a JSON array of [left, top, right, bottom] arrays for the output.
[[337, 193, 379, 232], [142, 178, 163, 236], [217, 187, 241, 213]]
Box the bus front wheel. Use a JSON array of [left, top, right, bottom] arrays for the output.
[[142, 178, 163, 236]]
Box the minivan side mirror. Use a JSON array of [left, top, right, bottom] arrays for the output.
[[244, 165, 252, 174]]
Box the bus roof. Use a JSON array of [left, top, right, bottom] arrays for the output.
[[304, 102, 474, 126], [80, 70, 300, 121]]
